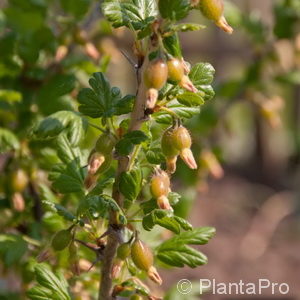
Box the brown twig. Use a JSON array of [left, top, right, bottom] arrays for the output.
[[98, 47, 149, 300]]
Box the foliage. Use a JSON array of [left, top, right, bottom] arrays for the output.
[[0, 0, 299, 299]]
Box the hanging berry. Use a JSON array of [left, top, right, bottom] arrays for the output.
[[131, 238, 162, 285], [161, 127, 180, 174], [85, 133, 116, 189], [112, 242, 131, 278], [197, 0, 233, 34], [144, 58, 168, 109], [162, 125, 198, 173], [172, 126, 198, 170], [150, 169, 172, 210], [52, 228, 73, 251]]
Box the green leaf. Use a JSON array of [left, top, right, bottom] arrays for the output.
[[0, 128, 20, 153], [42, 200, 77, 223], [158, 0, 190, 21], [168, 192, 181, 205], [27, 286, 53, 300], [0, 234, 27, 266], [60, 0, 92, 19], [115, 130, 149, 155], [189, 63, 215, 101], [56, 134, 83, 165], [37, 74, 76, 115], [170, 23, 205, 32], [276, 70, 300, 85], [79, 195, 127, 224], [189, 62, 215, 86], [157, 244, 207, 268], [0, 89, 22, 103], [163, 227, 215, 246], [142, 209, 192, 233], [163, 33, 182, 58], [154, 104, 200, 124], [156, 227, 215, 268], [48, 160, 85, 194], [173, 216, 193, 231], [119, 279, 150, 296], [119, 167, 142, 202], [146, 147, 165, 164], [177, 91, 205, 107], [32, 111, 87, 146], [33, 264, 71, 300], [102, 0, 158, 30], [114, 94, 135, 115], [198, 84, 215, 101], [78, 72, 133, 118], [88, 177, 115, 196]]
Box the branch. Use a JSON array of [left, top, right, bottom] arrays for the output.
[[98, 52, 148, 300]]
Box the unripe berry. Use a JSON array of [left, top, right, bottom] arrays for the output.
[[172, 126, 192, 151], [95, 133, 117, 155], [117, 242, 131, 260], [131, 239, 153, 272], [130, 295, 142, 300], [150, 171, 170, 199], [173, 126, 197, 169], [162, 126, 198, 171], [197, 0, 233, 34], [52, 229, 72, 251], [198, 0, 224, 22], [143, 59, 168, 90], [161, 127, 179, 174], [87, 152, 106, 175], [85, 133, 116, 189], [161, 127, 180, 158], [11, 169, 29, 192], [167, 58, 185, 82], [112, 242, 131, 278], [131, 238, 163, 285]]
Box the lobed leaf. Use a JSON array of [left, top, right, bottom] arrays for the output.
[[0, 234, 27, 266], [79, 195, 127, 224], [48, 160, 85, 194], [154, 104, 200, 124], [157, 244, 208, 268], [32, 111, 87, 146], [88, 177, 115, 196], [156, 227, 215, 268], [115, 130, 149, 155], [177, 91, 205, 107], [0, 128, 20, 153], [43, 200, 77, 223], [119, 167, 143, 204], [32, 264, 71, 300], [158, 0, 190, 21], [102, 0, 157, 31], [78, 72, 134, 118], [142, 209, 192, 233]]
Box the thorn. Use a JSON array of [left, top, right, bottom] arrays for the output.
[[119, 49, 138, 68]]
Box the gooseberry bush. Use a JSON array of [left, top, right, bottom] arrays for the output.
[[0, 0, 236, 299]]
